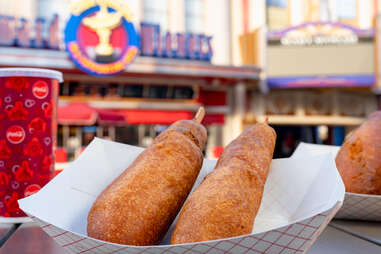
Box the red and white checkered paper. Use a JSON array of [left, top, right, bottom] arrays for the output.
[[19, 139, 344, 254], [31, 203, 340, 254], [334, 193, 381, 221]]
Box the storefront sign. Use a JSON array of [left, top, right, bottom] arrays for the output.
[[65, 0, 139, 76], [140, 23, 213, 61], [0, 15, 60, 49], [0, 1, 213, 76], [268, 22, 373, 46], [267, 74, 375, 88]]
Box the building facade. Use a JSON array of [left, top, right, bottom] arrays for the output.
[[1, 0, 379, 162], [234, 0, 380, 158], [0, 0, 262, 164]]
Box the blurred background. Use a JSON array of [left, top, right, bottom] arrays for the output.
[[0, 0, 380, 170]]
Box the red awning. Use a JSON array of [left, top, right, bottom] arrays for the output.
[[58, 103, 126, 125], [116, 110, 193, 125], [115, 109, 224, 125]]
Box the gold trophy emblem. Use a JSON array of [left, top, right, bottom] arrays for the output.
[[82, 0, 122, 57]]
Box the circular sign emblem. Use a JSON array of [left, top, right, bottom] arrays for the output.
[[64, 1, 139, 76], [6, 125, 26, 144], [32, 81, 49, 99]]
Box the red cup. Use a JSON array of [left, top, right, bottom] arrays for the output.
[[0, 68, 62, 218]]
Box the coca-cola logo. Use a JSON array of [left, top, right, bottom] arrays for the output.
[[24, 184, 41, 197], [32, 81, 49, 99], [6, 125, 26, 144]]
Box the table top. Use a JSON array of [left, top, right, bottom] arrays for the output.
[[0, 220, 380, 254], [0, 223, 66, 254], [330, 219, 381, 245], [309, 224, 381, 254], [0, 223, 13, 239]]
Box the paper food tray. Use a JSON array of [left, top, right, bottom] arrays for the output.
[[292, 143, 381, 222], [19, 139, 344, 254], [334, 193, 381, 221]]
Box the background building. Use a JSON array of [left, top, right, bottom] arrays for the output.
[[234, 0, 380, 158], [0, 0, 379, 163], [0, 0, 262, 166]]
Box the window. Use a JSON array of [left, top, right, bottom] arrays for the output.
[[86, 85, 102, 98], [266, 0, 289, 30], [143, 0, 169, 32], [172, 86, 194, 99], [115, 126, 139, 146], [185, 0, 204, 33], [69, 82, 86, 96], [336, 0, 357, 19], [148, 85, 168, 99], [123, 85, 144, 98], [59, 83, 65, 96], [303, 0, 321, 22], [105, 84, 120, 98], [267, 0, 361, 29]]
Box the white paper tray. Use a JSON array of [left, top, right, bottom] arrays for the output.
[[292, 143, 381, 222], [19, 139, 345, 254]]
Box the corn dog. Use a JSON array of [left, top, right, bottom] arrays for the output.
[[171, 123, 276, 244], [87, 108, 207, 245], [336, 111, 381, 194]]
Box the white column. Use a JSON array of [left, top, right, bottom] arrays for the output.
[[75, 126, 83, 148], [223, 86, 235, 146], [250, 0, 267, 72], [0, 0, 37, 20], [185, 0, 204, 33], [224, 82, 246, 145], [249, 0, 265, 30], [251, 92, 266, 118], [331, 92, 340, 116], [206, 125, 217, 159], [143, 0, 169, 32], [96, 126, 104, 138], [37, 0, 70, 23], [138, 125, 145, 147], [109, 126, 116, 141], [295, 91, 305, 117], [63, 125, 70, 148], [232, 82, 246, 138], [290, 0, 304, 26], [231, 0, 244, 66], [128, 0, 144, 26], [327, 0, 338, 22], [204, 0, 231, 65], [168, 0, 185, 33], [358, 0, 372, 29], [37, 0, 70, 45]]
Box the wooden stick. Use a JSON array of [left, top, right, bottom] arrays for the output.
[[194, 107, 206, 123]]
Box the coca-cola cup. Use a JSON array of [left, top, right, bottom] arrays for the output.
[[0, 68, 62, 218]]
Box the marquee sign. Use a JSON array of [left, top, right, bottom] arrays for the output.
[[268, 22, 373, 46], [0, 15, 60, 49], [140, 23, 213, 60], [0, 0, 214, 76], [65, 0, 139, 76]]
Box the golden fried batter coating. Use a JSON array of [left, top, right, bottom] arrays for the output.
[[171, 123, 276, 244], [336, 111, 381, 195], [87, 119, 207, 245]]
